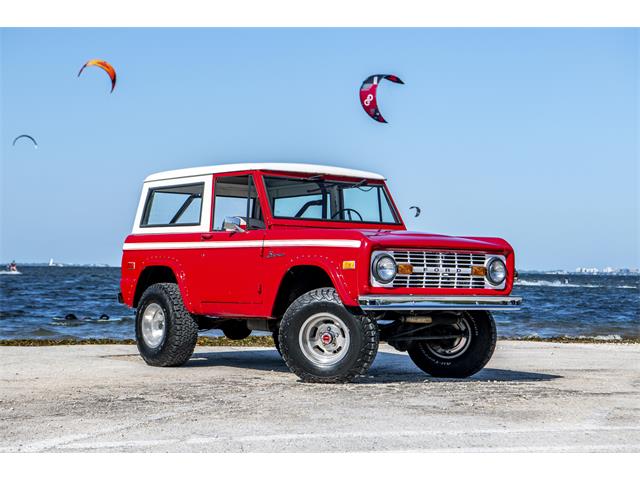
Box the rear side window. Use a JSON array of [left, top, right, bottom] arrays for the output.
[[141, 183, 204, 227]]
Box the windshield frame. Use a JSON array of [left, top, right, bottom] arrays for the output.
[[260, 172, 404, 228]]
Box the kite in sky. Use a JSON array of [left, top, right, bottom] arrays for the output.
[[359, 74, 404, 123], [12, 134, 38, 149], [78, 59, 117, 93], [409, 206, 421, 217]]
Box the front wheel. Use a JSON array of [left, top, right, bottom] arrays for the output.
[[279, 288, 379, 383], [407, 311, 496, 378], [136, 282, 198, 367]]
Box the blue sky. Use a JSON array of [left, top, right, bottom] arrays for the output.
[[1, 28, 637, 270]]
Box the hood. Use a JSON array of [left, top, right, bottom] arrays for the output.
[[359, 230, 512, 253]]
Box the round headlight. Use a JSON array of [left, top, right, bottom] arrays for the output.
[[487, 257, 507, 285], [373, 254, 397, 284]]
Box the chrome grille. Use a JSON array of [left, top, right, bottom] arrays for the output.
[[390, 250, 488, 289]]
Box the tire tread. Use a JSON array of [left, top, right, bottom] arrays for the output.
[[137, 282, 198, 367], [279, 288, 378, 383]]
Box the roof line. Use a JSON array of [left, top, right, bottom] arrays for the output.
[[144, 163, 386, 182]]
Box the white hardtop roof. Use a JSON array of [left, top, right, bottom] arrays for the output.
[[144, 163, 386, 182]]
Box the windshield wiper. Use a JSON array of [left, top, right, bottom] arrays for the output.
[[303, 175, 325, 182], [349, 179, 368, 188], [306, 177, 369, 191]]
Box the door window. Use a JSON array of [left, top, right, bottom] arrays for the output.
[[212, 175, 264, 230]]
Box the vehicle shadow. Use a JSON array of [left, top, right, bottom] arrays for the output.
[[187, 349, 562, 384]]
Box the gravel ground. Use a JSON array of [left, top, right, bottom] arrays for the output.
[[0, 341, 638, 452]]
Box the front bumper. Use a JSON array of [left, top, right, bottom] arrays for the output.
[[358, 295, 522, 312]]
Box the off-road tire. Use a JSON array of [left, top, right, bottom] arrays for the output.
[[279, 288, 379, 383], [407, 311, 496, 378], [272, 331, 282, 356], [136, 282, 198, 367]]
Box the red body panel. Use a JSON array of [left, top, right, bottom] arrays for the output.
[[121, 169, 516, 317]]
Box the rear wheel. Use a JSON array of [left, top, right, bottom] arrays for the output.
[[136, 283, 198, 367], [407, 311, 496, 378], [279, 288, 379, 383]]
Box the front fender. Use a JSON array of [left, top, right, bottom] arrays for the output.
[[269, 253, 360, 308]]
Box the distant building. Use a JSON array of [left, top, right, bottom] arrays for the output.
[[575, 267, 599, 274], [574, 266, 639, 275]]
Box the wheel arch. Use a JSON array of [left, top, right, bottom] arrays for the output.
[[132, 260, 195, 311], [270, 259, 358, 318]]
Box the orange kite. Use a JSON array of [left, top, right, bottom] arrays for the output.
[[78, 59, 117, 93]]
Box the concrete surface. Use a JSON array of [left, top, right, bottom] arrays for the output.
[[0, 341, 638, 452]]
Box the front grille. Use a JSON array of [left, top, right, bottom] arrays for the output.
[[389, 250, 488, 289]]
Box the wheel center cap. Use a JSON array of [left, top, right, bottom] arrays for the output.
[[320, 332, 334, 345]]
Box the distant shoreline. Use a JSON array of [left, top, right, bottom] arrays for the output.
[[1, 336, 638, 347], [3, 265, 639, 275]]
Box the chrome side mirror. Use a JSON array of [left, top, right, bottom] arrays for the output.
[[223, 216, 247, 232]]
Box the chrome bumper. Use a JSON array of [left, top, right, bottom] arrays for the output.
[[358, 295, 523, 311]]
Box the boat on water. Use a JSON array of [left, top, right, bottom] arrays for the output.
[[1, 261, 21, 275]]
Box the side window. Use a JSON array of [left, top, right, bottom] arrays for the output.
[[141, 183, 204, 227], [213, 175, 264, 230]]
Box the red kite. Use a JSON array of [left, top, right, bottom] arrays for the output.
[[359, 74, 404, 123]]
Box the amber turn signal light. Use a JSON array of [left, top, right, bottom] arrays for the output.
[[472, 266, 487, 276], [397, 263, 413, 275], [342, 260, 356, 270]]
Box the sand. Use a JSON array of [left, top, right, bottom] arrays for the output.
[[0, 341, 638, 452]]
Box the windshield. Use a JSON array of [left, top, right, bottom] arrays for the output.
[[263, 176, 400, 224]]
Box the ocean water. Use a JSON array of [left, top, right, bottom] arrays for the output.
[[1, 267, 638, 340]]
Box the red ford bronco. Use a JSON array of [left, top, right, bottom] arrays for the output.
[[120, 163, 521, 383]]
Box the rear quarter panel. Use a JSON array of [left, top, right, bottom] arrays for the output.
[[120, 233, 202, 312]]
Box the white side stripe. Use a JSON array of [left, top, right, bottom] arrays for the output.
[[264, 240, 361, 248], [122, 239, 361, 251]]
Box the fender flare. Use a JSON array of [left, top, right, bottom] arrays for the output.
[[133, 255, 196, 312], [270, 253, 359, 308]]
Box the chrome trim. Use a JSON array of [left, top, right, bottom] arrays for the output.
[[358, 295, 522, 311], [372, 250, 507, 290], [486, 256, 507, 285], [371, 252, 397, 286]]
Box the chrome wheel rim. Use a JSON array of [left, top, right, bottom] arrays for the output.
[[299, 312, 350, 367], [425, 316, 471, 359], [141, 303, 166, 348]]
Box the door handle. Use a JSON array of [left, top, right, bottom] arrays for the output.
[[201, 233, 213, 240]]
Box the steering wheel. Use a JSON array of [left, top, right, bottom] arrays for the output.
[[331, 208, 363, 221]]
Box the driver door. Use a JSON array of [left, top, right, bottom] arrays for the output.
[[198, 173, 265, 308]]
